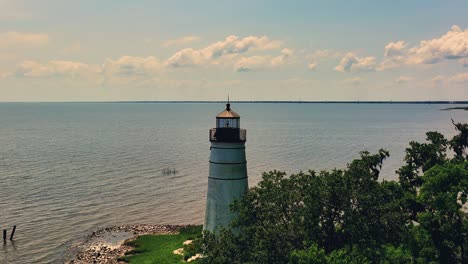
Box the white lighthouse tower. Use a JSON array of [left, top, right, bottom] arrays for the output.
[[204, 102, 248, 232]]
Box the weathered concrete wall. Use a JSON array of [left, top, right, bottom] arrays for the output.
[[204, 142, 248, 232]]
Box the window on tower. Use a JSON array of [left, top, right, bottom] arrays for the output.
[[217, 118, 239, 128]]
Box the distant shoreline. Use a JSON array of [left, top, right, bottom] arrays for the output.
[[2, 101, 468, 104], [442, 106, 468, 111]]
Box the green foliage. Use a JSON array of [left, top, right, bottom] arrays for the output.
[[202, 150, 408, 263], [450, 120, 468, 160], [200, 121, 468, 264], [289, 244, 327, 264], [326, 247, 371, 264], [417, 161, 468, 263], [397, 131, 448, 192], [380, 245, 412, 264]]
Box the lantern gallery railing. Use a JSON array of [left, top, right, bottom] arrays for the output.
[[209, 128, 246, 142]]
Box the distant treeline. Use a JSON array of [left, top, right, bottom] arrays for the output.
[[111, 100, 468, 104], [7, 100, 467, 104]]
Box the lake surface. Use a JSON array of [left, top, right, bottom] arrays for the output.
[[0, 102, 466, 263]]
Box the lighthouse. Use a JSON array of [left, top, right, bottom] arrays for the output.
[[204, 102, 248, 232]]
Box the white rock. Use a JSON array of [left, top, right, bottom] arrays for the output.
[[187, 253, 202, 262], [173, 248, 184, 255]]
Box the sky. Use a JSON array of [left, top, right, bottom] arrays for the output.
[[0, 0, 467, 102]]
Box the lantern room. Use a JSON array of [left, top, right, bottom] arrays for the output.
[[209, 103, 246, 142], [216, 103, 240, 128]]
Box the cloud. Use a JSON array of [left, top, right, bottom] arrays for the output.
[[407, 25, 468, 64], [271, 48, 294, 66], [0, 31, 49, 48], [163, 36, 201, 47], [102, 56, 161, 77], [234, 48, 293, 72], [448, 73, 468, 83], [431, 75, 445, 85], [209, 35, 282, 56], [0, 0, 31, 20], [304, 49, 341, 70], [60, 43, 81, 54], [384, 41, 406, 57], [310, 49, 341, 59], [0, 71, 11, 79], [395, 75, 413, 84], [235, 56, 268, 72], [334, 52, 376, 72], [14, 60, 95, 78], [377, 26, 468, 70], [431, 73, 468, 85], [341, 76, 363, 85], [165, 35, 282, 67], [10, 55, 165, 81], [308, 62, 317, 70], [165, 48, 205, 67], [376, 41, 408, 70]]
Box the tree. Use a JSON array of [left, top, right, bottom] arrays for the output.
[[450, 120, 468, 161], [202, 150, 409, 263], [416, 161, 468, 263]]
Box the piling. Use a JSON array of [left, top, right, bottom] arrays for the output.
[[2, 229, 6, 243], [10, 225, 16, 240]]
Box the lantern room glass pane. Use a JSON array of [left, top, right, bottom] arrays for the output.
[[217, 118, 239, 128]]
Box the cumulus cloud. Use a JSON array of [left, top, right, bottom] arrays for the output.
[[14, 60, 95, 78], [377, 26, 468, 70], [341, 76, 363, 85], [310, 49, 341, 59], [308, 62, 317, 70], [384, 41, 406, 57], [334, 52, 376, 72], [163, 36, 201, 47], [305, 49, 340, 70], [235, 56, 270, 72], [395, 75, 413, 84], [165, 35, 282, 67], [235, 48, 293, 72], [271, 48, 294, 66], [407, 25, 468, 64], [431, 73, 468, 85], [165, 48, 205, 67], [102, 56, 161, 77], [0, 31, 49, 48], [448, 73, 468, 83], [9, 55, 165, 81]]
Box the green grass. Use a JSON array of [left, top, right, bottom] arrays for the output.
[[119, 225, 203, 264]]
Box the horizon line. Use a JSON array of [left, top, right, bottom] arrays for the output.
[[1, 100, 468, 104]]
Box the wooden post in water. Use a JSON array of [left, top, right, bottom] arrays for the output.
[[10, 226, 16, 241], [2, 229, 6, 243]]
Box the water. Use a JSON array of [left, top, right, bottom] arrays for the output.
[[0, 102, 466, 263]]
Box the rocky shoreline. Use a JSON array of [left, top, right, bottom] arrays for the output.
[[66, 224, 186, 264]]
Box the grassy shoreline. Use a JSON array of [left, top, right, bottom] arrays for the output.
[[119, 225, 203, 264]]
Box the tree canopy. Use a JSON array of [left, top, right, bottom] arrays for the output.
[[199, 121, 468, 264]]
